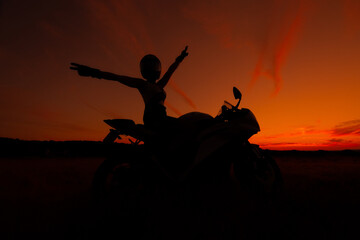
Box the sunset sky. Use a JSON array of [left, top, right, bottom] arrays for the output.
[[1, 0, 359, 150]]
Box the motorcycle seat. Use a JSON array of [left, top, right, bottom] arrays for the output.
[[104, 119, 135, 130]]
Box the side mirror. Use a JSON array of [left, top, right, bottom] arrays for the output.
[[233, 87, 242, 109], [233, 87, 242, 100]]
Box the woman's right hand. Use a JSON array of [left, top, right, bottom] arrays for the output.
[[176, 46, 189, 62], [70, 63, 102, 79]]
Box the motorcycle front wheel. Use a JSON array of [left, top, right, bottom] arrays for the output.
[[230, 143, 283, 200]]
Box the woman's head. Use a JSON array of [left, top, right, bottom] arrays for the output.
[[140, 54, 161, 83]]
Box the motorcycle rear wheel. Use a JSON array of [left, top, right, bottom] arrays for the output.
[[91, 155, 148, 238]]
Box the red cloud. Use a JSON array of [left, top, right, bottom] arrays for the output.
[[343, 0, 360, 36], [256, 120, 360, 150], [164, 102, 182, 116], [184, 0, 310, 96], [169, 81, 197, 110], [250, 0, 309, 96]]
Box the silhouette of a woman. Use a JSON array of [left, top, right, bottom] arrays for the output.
[[70, 46, 188, 129]]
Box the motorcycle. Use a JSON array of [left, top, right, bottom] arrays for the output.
[[91, 87, 282, 238]]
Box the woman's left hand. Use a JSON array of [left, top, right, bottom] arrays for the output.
[[176, 46, 189, 62]]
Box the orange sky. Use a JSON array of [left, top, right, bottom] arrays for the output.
[[0, 0, 359, 150]]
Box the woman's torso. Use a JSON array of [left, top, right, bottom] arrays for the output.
[[138, 81, 167, 126], [138, 81, 166, 106]]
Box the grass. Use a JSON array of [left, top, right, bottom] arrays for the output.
[[0, 152, 359, 239]]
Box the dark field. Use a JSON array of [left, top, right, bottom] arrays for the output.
[[1, 149, 360, 239]]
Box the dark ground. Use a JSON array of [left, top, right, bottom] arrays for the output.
[[0, 139, 359, 239]]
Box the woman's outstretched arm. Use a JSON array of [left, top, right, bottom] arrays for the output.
[[157, 46, 188, 88], [70, 63, 144, 88]]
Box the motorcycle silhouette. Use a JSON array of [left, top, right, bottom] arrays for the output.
[[91, 87, 282, 238]]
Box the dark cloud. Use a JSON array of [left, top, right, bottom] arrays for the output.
[[260, 142, 297, 146], [332, 119, 360, 136], [328, 138, 346, 143], [325, 137, 360, 150], [265, 120, 360, 140]]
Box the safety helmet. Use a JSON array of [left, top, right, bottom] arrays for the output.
[[140, 54, 161, 82]]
